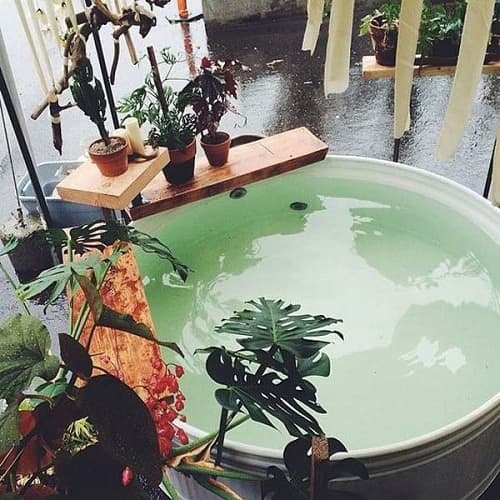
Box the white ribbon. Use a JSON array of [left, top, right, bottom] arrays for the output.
[[302, 0, 325, 55]]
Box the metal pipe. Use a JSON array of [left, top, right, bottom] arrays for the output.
[[0, 29, 54, 228], [482, 140, 496, 200]]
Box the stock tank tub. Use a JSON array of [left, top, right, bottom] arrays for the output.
[[134, 156, 500, 499]]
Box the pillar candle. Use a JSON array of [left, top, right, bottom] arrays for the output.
[[124, 117, 145, 155], [14, 0, 48, 94]]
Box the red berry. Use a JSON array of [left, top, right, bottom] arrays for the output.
[[150, 356, 163, 371], [175, 399, 184, 412], [121, 467, 134, 487], [175, 365, 185, 378], [176, 428, 188, 445]]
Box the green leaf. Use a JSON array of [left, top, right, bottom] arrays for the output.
[[0, 314, 60, 403], [206, 349, 325, 437], [297, 352, 330, 378], [74, 274, 183, 357], [78, 375, 162, 485], [216, 298, 342, 360], [0, 400, 21, 455]]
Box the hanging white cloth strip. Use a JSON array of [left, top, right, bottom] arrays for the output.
[[490, 123, 500, 205], [324, 0, 355, 95], [436, 0, 495, 160], [394, 0, 424, 139], [302, 0, 325, 55]]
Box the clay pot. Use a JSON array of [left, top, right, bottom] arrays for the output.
[[200, 132, 231, 167], [163, 138, 196, 185], [88, 136, 128, 177], [369, 16, 398, 67]]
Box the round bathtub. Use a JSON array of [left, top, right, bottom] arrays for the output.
[[135, 155, 500, 499]]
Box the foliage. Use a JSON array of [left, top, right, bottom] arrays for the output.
[[117, 48, 197, 151], [70, 57, 109, 143], [180, 57, 247, 140], [359, 0, 401, 37]]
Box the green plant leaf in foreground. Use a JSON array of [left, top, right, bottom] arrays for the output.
[[0, 400, 21, 455], [216, 298, 343, 359], [0, 314, 60, 404], [74, 274, 183, 357]]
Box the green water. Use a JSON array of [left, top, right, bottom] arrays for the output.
[[134, 166, 500, 451]]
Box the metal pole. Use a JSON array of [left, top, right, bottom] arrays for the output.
[[392, 137, 401, 162], [0, 30, 53, 228], [482, 140, 496, 200], [84, 0, 119, 129]]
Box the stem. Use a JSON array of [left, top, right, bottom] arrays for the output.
[[0, 261, 31, 315], [147, 46, 170, 119], [161, 472, 181, 500]]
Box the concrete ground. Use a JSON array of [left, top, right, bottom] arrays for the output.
[[0, 0, 498, 497]]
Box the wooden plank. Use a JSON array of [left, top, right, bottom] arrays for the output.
[[362, 55, 500, 79], [56, 148, 170, 210], [129, 127, 328, 220]]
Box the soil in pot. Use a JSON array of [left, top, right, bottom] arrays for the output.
[[88, 136, 128, 177], [201, 132, 231, 167], [163, 138, 196, 186], [369, 16, 398, 67]]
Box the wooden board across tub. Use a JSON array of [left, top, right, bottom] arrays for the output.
[[129, 127, 328, 220]]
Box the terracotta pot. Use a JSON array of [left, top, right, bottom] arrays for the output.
[[88, 136, 128, 177], [369, 16, 398, 67], [163, 138, 196, 185], [201, 132, 231, 167]]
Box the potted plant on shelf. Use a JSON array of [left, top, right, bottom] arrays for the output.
[[359, 0, 400, 67], [70, 57, 128, 177], [118, 47, 198, 186], [180, 57, 246, 167], [0, 220, 367, 499]]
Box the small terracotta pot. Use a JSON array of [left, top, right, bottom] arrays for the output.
[[201, 132, 231, 167], [164, 138, 196, 185], [88, 136, 128, 177]]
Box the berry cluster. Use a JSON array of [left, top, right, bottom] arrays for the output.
[[144, 356, 188, 456]]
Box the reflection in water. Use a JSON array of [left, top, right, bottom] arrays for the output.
[[135, 169, 500, 450]]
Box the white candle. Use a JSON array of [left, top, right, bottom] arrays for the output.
[[124, 117, 145, 155], [324, 0, 355, 95], [113, 128, 133, 155], [302, 0, 325, 55], [436, 0, 495, 160], [27, 0, 56, 85], [394, 0, 424, 139], [14, 0, 48, 94]]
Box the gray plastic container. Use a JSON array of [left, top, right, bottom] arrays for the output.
[[18, 160, 103, 228]]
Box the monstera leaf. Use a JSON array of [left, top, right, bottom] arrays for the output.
[[216, 298, 343, 359], [207, 348, 325, 437], [0, 314, 60, 404]]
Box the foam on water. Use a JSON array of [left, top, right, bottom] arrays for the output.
[[135, 162, 500, 451]]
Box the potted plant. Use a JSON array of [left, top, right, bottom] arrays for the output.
[[417, 0, 467, 64], [71, 57, 128, 177], [359, 0, 401, 66], [117, 48, 198, 186], [180, 57, 246, 167], [0, 220, 367, 499]]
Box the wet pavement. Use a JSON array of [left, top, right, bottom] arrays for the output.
[[0, 1, 498, 496]]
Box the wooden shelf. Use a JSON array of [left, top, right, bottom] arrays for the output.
[[56, 148, 170, 210], [362, 55, 500, 79], [129, 127, 328, 220]]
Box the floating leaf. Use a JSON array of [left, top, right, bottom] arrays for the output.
[[0, 314, 60, 404], [78, 375, 162, 485], [59, 333, 92, 379]]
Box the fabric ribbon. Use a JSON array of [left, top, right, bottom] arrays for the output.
[[302, 0, 325, 55]]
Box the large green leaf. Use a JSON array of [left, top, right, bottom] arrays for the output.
[[78, 375, 162, 485], [207, 349, 325, 437], [216, 298, 343, 359], [0, 400, 21, 455], [75, 274, 183, 356], [0, 314, 60, 404]]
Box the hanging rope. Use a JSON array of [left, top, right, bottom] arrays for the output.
[[0, 96, 24, 227]]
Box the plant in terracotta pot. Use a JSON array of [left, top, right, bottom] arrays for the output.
[[70, 57, 128, 177], [359, 0, 400, 67], [180, 57, 246, 167], [117, 47, 198, 186]]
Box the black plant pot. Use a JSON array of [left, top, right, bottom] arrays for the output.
[[162, 138, 196, 186]]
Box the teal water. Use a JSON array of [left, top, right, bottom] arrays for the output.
[[134, 166, 500, 451]]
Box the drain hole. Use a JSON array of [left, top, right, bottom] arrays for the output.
[[230, 187, 247, 199], [290, 201, 308, 211]]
